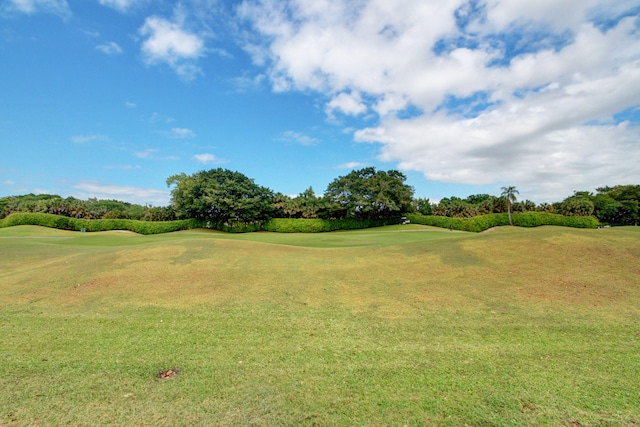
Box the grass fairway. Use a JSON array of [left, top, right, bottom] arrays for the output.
[[1, 225, 639, 426]]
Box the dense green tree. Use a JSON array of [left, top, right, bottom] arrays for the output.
[[433, 196, 479, 218], [166, 168, 274, 226], [558, 194, 595, 216], [537, 202, 554, 213], [271, 188, 322, 219], [595, 185, 640, 225], [464, 194, 498, 215], [293, 187, 322, 218], [411, 197, 433, 215], [142, 206, 177, 221], [324, 167, 414, 219], [0, 194, 151, 220], [464, 194, 492, 205], [557, 186, 640, 225], [430, 193, 538, 218], [591, 194, 619, 223], [271, 193, 292, 218], [500, 186, 519, 226], [512, 199, 536, 213]]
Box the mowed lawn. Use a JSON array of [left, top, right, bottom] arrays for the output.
[[0, 224, 639, 426]]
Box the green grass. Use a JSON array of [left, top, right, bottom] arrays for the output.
[[1, 225, 639, 426]]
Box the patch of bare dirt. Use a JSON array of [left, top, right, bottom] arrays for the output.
[[157, 368, 180, 379]]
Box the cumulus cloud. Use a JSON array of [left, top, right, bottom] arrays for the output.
[[134, 148, 157, 159], [2, 0, 69, 17], [276, 130, 319, 146], [139, 15, 205, 80], [96, 41, 123, 55], [337, 161, 366, 169], [240, 0, 640, 201], [71, 134, 108, 144], [193, 153, 222, 164], [230, 72, 266, 92], [72, 182, 170, 205], [169, 127, 196, 138], [97, 0, 145, 13], [326, 91, 367, 117], [134, 148, 178, 161]]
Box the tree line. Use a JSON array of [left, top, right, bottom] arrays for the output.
[[0, 194, 176, 222], [165, 167, 413, 227], [1, 168, 638, 226], [422, 185, 639, 226]]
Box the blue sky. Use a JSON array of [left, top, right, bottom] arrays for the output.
[[1, 0, 639, 205]]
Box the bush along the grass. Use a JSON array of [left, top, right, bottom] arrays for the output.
[[0, 212, 201, 235], [1, 211, 599, 234], [511, 212, 599, 228], [209, 221, 265, 233], [406, 212, 599, 232], [0, 212, 399, 234], [405, 214, 504, 232], [264, 218, 399, 233]]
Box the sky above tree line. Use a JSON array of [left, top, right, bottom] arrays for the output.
[[1, 0, 639, 205]]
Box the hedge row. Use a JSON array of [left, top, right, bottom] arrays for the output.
[[0, 212, 398, 234], [263, 218, 398, 233], [406, 212, 599, 232], [0, 212, 201, 235], [1, 212, 599, 235]]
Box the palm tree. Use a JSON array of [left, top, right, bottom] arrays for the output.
[[501, 186, 519, 226]]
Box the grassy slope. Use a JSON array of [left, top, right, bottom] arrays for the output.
[[0, 225, 639, 426]]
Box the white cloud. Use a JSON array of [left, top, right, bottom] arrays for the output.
[[97, 0, 145, 13], [326, 91, 367, 117], [169, 127, 196, 138], [240, 0, 640, 201], [230, 72, 266, 92], [2, 0, 69, 17], [337, 161, 366, 169], [80, 28, 100, 38], [276, 130, 319, 146], [72, 182, 170, 205], [139, 15, 205, 80], [96, 41, 123, 55], [2, 180, 17, 185], [134, 148, 158, 159], [193, 153, 221, 164], [103, 164, 142, 170], [149, 112, 174, 123], [482, 0, 599, 30], [133, 148, 178, 161], [125, 101, 137, 108], [71, 134, 108, 144]]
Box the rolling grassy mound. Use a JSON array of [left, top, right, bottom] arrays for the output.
[[1, 225, 639, 425]]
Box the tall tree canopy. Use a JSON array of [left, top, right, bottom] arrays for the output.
[[166, 168, 274, 225], [324, 167, 414, 220]]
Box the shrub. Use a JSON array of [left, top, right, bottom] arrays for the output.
[[407, 212, 598, 232], [264, 218, 397, 233], [1, 211, 599, 234], [264, 219, 329, 233], [0, 213, 201, 235], [212, 221, 264, 233]]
